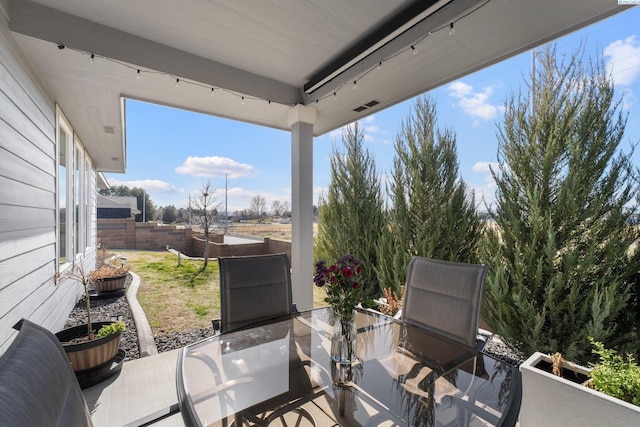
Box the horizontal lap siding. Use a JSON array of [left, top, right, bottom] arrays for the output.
[[0, 14, 80, 354]]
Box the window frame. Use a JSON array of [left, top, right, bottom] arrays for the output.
[[56, 107, 91, 269], [57, 110, 73, 267]]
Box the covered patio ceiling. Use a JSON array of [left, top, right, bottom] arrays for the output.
[[7, 0, 632, 173]]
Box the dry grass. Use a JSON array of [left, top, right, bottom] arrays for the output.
[[221, 222, 318, 241]]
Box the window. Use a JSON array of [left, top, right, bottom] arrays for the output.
[[85, 158, 92, 247], [57, 109, 91, 267], [75, 144, 83, 256], [58, 116, 71, 264]]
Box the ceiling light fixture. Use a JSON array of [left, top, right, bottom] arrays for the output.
[[136, 69, 141, 79], [449, 22, 455, 35], [175, 78, 180, 87]]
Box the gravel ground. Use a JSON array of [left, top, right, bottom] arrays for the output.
[[65, 282, 523, 366], [483, 335, 524, 366], [63, 276, 140, 361]]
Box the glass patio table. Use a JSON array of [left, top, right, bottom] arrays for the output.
[[177, 308, 521, 427]]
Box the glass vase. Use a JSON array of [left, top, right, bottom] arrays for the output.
[[331, 309, 357, 364]]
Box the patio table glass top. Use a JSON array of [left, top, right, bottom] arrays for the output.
[[177, 308, 521, 427]]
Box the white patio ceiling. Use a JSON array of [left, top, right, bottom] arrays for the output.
[[7, 0, 633, 173]]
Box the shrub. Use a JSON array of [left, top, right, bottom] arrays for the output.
[[97, 321, 126, 338], [314, 122, 385, 300], [377, 95, 481, 294], [590, 339, 640, 406], [481, 44, 640, 363]]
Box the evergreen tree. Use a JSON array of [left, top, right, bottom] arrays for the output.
[[377, 96, 481, 293], [481, 45, 640, 363], [315, 122, 385, 299], [162, 205, 177, 223]]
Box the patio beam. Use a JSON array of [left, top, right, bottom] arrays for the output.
[[8, 0, 301, 106]]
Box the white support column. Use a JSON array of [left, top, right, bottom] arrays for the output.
[[288, 104, 316, 311]]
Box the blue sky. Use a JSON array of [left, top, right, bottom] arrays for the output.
[[106, 8, 640, 214]]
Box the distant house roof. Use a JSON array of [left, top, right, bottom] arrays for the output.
[[98, 195, 141, 212], [97, 195, 141, 219]]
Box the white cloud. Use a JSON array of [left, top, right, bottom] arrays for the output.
[[449, 81, 504, 124], [361, 115, 380, 133], [470, 162, 499, 211], [472, 162, 499, 174], [621, 87, 637, 111], [604, 36, 640, 87], [175, 156, 254, 178], [449, 81, 473, 97], [108, 178, 180, 193]]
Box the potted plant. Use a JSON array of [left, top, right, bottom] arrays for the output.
[[375, 286, 404, 318], [54, 262, 127, 385], [519, 341, 640, 426], [89, 263, 130, 294]]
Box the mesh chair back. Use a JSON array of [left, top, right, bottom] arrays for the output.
[[0, 320, 94, 426], [402, 256, 487, 348], [219, 253, 293, 334]]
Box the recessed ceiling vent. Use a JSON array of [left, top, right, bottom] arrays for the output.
[[353, 99, 381, 113], [104, 126, 115, 134]]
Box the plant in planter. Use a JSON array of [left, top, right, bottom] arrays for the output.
[[89, 263, 130, 294], [54, 262, 127, 387], [377, 286, 404, 318], [587, 339, 640, 406], [519, 341, 640, 426]]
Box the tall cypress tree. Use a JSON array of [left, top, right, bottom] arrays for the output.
[[481, 45, 640, 363], [377, 96, 481, 293], [315, 121, 385, 299]]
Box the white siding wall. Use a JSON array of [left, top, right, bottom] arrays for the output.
[[0, 11, 94, 354]]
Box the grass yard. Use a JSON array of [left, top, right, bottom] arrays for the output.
[[119, 249, 328, 334], [120, 250, 220, 334]]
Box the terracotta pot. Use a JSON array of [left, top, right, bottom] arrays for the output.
[[55, 321, 122, 373], [91, 273, 127, 294]]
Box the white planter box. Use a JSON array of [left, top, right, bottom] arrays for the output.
[[519, 352, 640, 426]]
